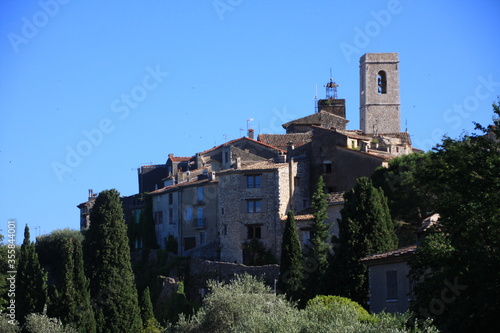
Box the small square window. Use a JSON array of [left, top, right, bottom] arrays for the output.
[[247, 225, 262, 239], [247, 175, 261, 188], [154, 211, 163, 225], [247, 199, 262, 213], [324, 163, 332, 174], [386, 270, 398, 301]]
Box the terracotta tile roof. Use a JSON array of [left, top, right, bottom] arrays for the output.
[[141, 164, 166, 168], [150, 179, 216, 195], [169, 156, 192, 162], [335, 128, 372, 140], [361, 245, 417, 264], [378, 132, 412, 145], [198, 137, 286, 155], [217, 161, 288, 174], [258, 133, 312, 150], [280, 213, 314, 222], [282, 111, 348, 129], [337, 145, 392, 160]]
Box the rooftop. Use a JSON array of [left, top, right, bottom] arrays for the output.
[[361, 245, 417, 265]]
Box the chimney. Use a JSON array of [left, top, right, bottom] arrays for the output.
[[286, 142, 295, 162], [247, 128, 255, 140], [88, 189, 93, 200]]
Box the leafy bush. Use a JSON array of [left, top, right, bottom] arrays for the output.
[[0, 313, 20, 333], [306, 295, 373, 323], [170, 274, 438, 333], [23, 313, 77, 333]]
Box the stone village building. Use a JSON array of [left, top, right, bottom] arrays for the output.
[[78, 52, 419, 265]]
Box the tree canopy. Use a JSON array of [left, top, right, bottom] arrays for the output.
[[16, 225, 47, 325], [278, 211, 303, 301], [83, 189, 142, 333], [409, 102, 500, 332], [331, 177, 398, 306]]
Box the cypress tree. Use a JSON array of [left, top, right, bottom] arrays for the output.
[[278, 211, 303, 301], [139, 287, 155, 326], [332, 177, 397, 307], [83, 189, 142, 333], [50, 239, 96, 333], [303, 176, 331, 300], [16, 225, 47, 325]]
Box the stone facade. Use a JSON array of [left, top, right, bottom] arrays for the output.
[[152, 178, 219, 256], [217, 162, 295, 264], [360, 53, 401, 134]]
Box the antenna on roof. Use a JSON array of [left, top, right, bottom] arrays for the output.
[[325, 68, 339, 99], [314, 84, 318, 113]]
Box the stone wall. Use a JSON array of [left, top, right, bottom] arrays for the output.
[[186, 257, 280, 302]]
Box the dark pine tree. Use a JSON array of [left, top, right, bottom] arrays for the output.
[[139, 287, 155, 326], [50, 238, 96, 333], [16, 225, 47, 325], [303, 176, 331, 301], [332, 177, 397, 307], [278, 211, 303, 302], [83, 189, 142, 333]]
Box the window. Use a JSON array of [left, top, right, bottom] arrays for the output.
[[294, 176, 300, 187], [247, 175, 261, 188], [197, 187, 204, 202], [301, 229, 311, 245], [186, 206, 192, 221], [222, 224, 228, 235], [323, 161, 332, 174], [247, 224, 262, 239], [168, 208, 174, 224], [199, 232, 206, 245], [184, 237, 196, 251], [154, 211, 163, 225], [168, 193, 173, 205], [386, 270, 398, 301], [247, 199, 262, 213], [377, 70, 387, 94], [197, 207, 204, 227]]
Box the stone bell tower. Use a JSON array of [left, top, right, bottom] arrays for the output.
[[359, 53, 401, 134]]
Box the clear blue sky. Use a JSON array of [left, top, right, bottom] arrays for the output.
[[1, 0, 499, 243]]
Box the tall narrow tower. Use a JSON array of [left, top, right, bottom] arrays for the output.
[[359, 53, 401, 134]]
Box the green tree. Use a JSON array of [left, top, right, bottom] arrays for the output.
[[139, 287, 155, 326], [49, 239, 96, 333], [278, 211, 303, 301], [332, 177, 398, 307], [303, 176, 331, 300], [83, 189, 142, 333], [410, 103, 500, 332], [371, 152, 433, 226], [16, 225, 47, 325]]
